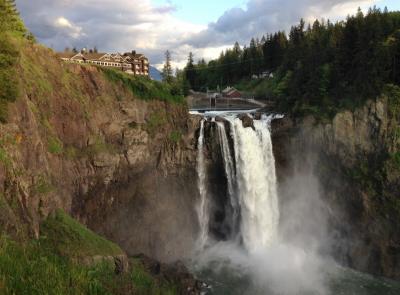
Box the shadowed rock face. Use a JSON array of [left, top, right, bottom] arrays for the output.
[[74, 111, 203, 263], [271, 97, 400, 280], [0, 41, 202, 263]]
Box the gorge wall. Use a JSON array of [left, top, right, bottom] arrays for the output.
[[3, 36, 400, 282], [272, 92, 400, 279], [0, 40, 202, 262]]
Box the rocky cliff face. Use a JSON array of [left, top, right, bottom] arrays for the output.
[[0, 41, 202, 263], [272, 94, 400, 279]]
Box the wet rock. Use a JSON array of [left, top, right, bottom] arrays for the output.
[[114, 254, 129, 274], [254, 112, 262, 120], [133, 254, 202, 294], [239, 114, 254, 129], [80, 254, 129, 274]]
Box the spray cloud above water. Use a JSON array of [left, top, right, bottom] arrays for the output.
[[193, 113, 337, 295]]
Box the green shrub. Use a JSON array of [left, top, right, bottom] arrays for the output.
[[64, 146, 78, 159], [34, 176, 55, 195], [390, 152, 400, 168], [102, 68, 184, 104], [40, 209, 123, 258], [169, 130, 182, 144], [47, 136, 63, 155], [0, 147, 10, 167], [0, 210, 179, 295], [0, 34, 19, 122], [0, 236, 114, 295], [146, 112, 167, 137], [130, 259, 155, 292], [384, 84, 400, 119], [130, 259, 178, 295], [85, 136, 116, 156]]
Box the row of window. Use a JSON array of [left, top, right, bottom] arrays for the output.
[[63, 58, 149, 75]]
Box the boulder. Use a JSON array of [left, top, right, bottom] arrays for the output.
[[239, 114, 254, 129]]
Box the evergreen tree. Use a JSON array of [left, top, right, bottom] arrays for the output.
[[179, 7, 400, 115], [0, 0, 26, 33], [162, 50, 173, 84], [185, 52, 196, 90]]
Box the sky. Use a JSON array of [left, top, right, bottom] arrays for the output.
[[15, 0, 400, 69]]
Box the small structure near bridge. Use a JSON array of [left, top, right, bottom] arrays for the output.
[[207, 91, 221, 107], [222, 86, 242, 98]]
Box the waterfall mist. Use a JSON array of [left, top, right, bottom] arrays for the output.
[[193, 113, 336, 295]]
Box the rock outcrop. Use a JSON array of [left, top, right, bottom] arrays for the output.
[[272, 95, 400, 279], [0, 41, 202, 263]]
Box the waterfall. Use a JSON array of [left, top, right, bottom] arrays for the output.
[[196, 114, 279, 253], [232, 115, 279, 252], [196, 119, 209, 248], [216, 121, 238, 239]]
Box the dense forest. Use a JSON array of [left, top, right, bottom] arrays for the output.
[[183, 7, 400, 117]]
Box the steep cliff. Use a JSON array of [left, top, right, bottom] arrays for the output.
[[0, 37, 201, 263], [272, 86, 400, 279]]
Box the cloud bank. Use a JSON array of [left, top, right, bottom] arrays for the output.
[[16, 0, 378, 68]]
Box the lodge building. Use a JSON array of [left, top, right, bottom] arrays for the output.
[[58, 50, 149, 76]]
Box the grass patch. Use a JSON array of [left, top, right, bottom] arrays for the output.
[[47, 136, 63, 155], [130, 259, 178, 295], [34, 176, 55, 195], [384, 84, 400, 118], [64, 145, 78, 159], [0, 209, 179, 295], [169, 131, 182, 144], [19, 49, 53, 100], [102, 68, 184, 104], [130, 259, 156, 292], [0, 147, 11, 167], [40, 209, 123, 259], [146, 112, 167, 137], [0, 33, 20, 122], [85, 136, 117, 156], [0, 235, 117, 295], [390, 152, 400, 169]]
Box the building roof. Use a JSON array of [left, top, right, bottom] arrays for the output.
[[222, 86, 239, 94], [123, 52, 147, 60], [57, 52, 76, 59], [58, 50, 149, 64], [83, 53, 107, 60]]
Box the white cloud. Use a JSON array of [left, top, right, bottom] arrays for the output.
[[183, 0, 378, 48], [54, 17, 83, 39]]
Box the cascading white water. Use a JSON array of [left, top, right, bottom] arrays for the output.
[[216, 121, 238, 238], [196, 114, 279, 253], [196, 119, 209, 248], [231, 115, 279, 253]]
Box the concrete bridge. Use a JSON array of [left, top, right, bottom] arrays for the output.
[[187, 93, 271, 113]]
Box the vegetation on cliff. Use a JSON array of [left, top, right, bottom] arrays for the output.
[[0, 0, 28, 121], [0, 210, 178, 295], [183, 7, 400, 118], [0, 3, 192, 294], [102, 67, 184, 104]]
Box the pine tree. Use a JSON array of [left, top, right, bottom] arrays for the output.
[[0, 0, 26, 33], [185, 52, 196, 89], [162, 50, 173, 84]]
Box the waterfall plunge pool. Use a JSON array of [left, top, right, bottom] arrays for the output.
[[192, 112, 400, 295]]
